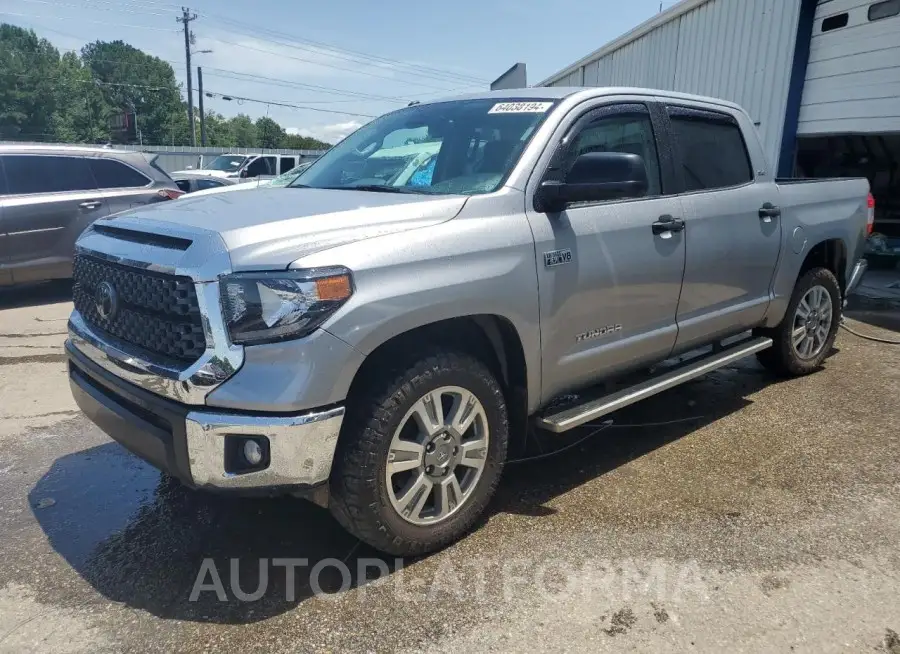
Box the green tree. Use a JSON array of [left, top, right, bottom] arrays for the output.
[[50, 52, 109, 143], [228, 114, 257, 147], [283, 132, 331, 150], [0, 24, 64, 141], [255, 116, 284, 149], [202, 111, 235, 147], [81, 40, 183, 145]]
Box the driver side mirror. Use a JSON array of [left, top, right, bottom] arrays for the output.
[[535, 152, 649, 213]]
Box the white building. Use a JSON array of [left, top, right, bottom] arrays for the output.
[[526, 0, 900, 232]]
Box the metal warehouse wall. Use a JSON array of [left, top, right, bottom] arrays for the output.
[[541, 0, 804, 170], [798, 0, 900, 135]]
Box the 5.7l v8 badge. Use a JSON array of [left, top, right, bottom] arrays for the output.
[[544, 249, 573, 267]]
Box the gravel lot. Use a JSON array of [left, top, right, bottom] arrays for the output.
[[1, 282, 899, 653]]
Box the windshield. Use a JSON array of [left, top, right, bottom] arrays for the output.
[[291, 98, 556, 195], [203, 155, 248, 172], [269, 162, 312, 187]]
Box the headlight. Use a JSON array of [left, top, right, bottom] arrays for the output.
[[220, 267, 353, 345]]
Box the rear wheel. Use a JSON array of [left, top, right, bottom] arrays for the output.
[[329, 350, 508, 556], [756, 267, 841, 376]]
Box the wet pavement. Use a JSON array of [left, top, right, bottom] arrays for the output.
[[1, 281, 900, 653]]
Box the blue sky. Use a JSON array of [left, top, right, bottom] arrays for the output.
[[2, 0, 681, 142]]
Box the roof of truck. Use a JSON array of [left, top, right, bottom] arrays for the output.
[[418, 86, 744, 114]]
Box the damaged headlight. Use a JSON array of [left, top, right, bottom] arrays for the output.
[[220, 267, 353, 345]]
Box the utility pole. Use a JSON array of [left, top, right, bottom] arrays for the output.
[[197, 66, 206, 146], [177, 7, 198, 146]]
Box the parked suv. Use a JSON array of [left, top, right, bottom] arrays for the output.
[[0, 145, 182, 286]]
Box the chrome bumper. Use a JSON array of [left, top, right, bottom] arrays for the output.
[[845, 259, 868, 305], [68, 342, 344, 493], [185, 406, 344, 489]]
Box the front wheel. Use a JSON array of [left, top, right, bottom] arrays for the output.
[[756, 267, 841, 376], [329, 350, 508, 556]]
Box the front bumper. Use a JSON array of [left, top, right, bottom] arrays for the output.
[[67, 341, 344, 496], [845, 258, 868, 306]]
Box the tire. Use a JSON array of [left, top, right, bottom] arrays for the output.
[[329, 350, 509, 556], [756, 267, 841, 376]]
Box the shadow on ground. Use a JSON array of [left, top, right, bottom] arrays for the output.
[[30, 359, 778, 624], [0, 279, 72, 309]]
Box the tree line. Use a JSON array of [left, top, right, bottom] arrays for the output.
[[0, 23, 332, 149]]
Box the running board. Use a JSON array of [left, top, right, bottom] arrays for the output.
[[536, 336, 773, 433]]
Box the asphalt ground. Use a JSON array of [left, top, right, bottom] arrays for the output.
[[1, 281, 899, 653]]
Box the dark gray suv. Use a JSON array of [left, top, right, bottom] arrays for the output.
[[0, 145, 182, 286]]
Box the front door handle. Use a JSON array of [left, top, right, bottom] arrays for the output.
[[78, 200, 103, 211], [652, 215, 685, 235], [759, 203, 781, 222]]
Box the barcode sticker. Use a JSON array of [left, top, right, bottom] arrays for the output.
[[488, 102, 553, 114]]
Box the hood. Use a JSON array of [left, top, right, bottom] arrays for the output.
[[180, 179, 266, 199], [170, 169, 234, 178], [108, 187, 467, 271]]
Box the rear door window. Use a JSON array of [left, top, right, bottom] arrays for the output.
[[667, 108, 753, 192], [279, 157, 295, 173], [90, 158, 151, 189], [2, 155, 97, 194], [245, 157, 275, 177]]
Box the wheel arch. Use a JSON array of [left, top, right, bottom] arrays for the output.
[[343, 315, 532, 458], [799, 238, 848, 296]]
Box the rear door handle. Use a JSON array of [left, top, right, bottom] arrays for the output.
[[652, 215, 685, 235], [759, 203, 781, 222], [78, 200, 103, 211]]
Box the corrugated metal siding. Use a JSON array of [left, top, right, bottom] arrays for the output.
[[798, 0, 900, 135], [546, 0, 802, 169]]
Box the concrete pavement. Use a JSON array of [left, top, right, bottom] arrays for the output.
[[1, 282, 899, 653]]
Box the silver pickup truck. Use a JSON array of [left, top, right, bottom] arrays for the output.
[[66, 87, 871, 555]]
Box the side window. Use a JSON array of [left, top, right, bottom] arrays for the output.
[[195, 178, 225, 191], [90, 158, 151, 189], [2, 155, 96, 194], [562, 108, 662, 198], [245, 157, 271, 177], [0, 158, 8, 195], [175, 179, 192, 193], [667, 109, 753, 192], [280, 157, 295, 174]]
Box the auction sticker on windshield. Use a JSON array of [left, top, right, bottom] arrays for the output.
[[488, 102, 554, 114]]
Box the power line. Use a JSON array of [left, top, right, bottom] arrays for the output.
[[203, 15, 490, 86], [202, 91, 376, 118], [79, 0, 182, 14], [203, 36, 460, 92], [202, 69, 407, 103], [16, 0, 176, 18], [0, 11, 178, 32], [39, 0, 489, 85]]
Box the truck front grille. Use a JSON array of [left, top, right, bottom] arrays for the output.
[[72, 255, 207, 363]]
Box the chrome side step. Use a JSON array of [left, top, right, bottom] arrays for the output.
[[536, 336, 773, 433]]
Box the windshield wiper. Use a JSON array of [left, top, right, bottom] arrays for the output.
[[320, 184, 425, 194]]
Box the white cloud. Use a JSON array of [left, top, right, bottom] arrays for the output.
[[287, 120, 365, 143]]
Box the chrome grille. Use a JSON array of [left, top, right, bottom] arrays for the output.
[[72, 255, 207, 363]]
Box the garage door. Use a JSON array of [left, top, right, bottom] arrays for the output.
[[798, 0, 900, 135]]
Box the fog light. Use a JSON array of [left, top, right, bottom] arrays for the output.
[[243, 439, 264, 466]]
